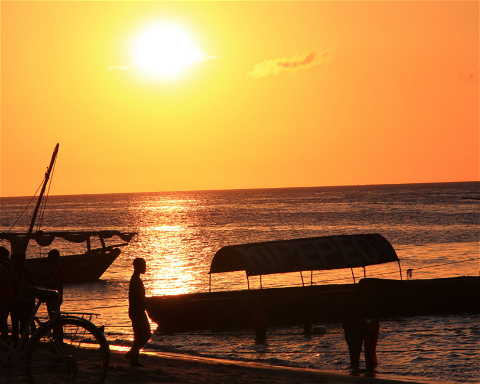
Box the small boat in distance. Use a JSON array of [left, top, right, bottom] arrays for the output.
[[0, 144, 136, 284]]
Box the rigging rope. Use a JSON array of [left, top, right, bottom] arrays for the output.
[[7, 179, 44, 232]]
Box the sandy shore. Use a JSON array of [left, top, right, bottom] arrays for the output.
[[106, 348, 433, 384]]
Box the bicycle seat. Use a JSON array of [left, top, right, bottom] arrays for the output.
[[29, 286, 59, 303]]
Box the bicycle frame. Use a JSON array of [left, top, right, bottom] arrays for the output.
[[1, 287, 108, 384], [0, 298, 44, 365]]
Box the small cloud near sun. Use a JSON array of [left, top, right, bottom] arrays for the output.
[[249, 48, 335, 78]]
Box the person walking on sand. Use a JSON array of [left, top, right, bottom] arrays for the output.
[[126, 257, 151, 367]]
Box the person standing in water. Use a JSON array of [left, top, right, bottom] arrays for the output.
[[342, 281, 367, 373], [125, 258, 151, 367]]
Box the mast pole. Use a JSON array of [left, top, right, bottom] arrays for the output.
[[28, 143, 59, 235]]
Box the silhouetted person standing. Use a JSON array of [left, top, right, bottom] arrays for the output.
[[252, 301, 268, 344], [363, 287, 380, 375], [44, 249, 65, 343], [45, 249, 64, 319], [126, 258, 151, 367], [0, 247, 14, 343], [10, 252, 35, 344], [342, 281, 367, 373]]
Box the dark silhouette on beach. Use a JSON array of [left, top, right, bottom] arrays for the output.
[[10, 252, 36, 344], [126, 257, 151, 367], [45, 249, 64, 319], [0, 247, 14, 343]]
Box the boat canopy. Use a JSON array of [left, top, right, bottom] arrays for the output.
[[0, 231, 135, 251], [209, 234, 399, 277]]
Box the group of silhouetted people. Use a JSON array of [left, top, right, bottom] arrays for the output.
[[125, 259, 382, 373], [0, 246, 150, 367], [2, 248, 382, 372], [0, 246, 63, 347]]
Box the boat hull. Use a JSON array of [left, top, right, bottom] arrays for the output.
[[146, 276, 480, 333], [26, 248, 121, 284]]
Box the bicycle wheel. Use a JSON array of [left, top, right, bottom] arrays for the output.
[[25, 316, 109, 384]]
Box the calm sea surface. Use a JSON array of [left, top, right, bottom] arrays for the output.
[[1, 182, 479, 383]]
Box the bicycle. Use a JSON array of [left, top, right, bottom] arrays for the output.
[[0, 287, 109, 384]]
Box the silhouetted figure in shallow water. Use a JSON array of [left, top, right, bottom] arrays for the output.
[[252, 301, 268, 344], [342, 281, 367, 373], [126, 258, 151, 367], [363, 285, 380, 375], [342, 279, 381, 375]]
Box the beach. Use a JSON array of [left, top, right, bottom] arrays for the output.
[[106, 349, 432, 384], [2, 347, 434, 384]]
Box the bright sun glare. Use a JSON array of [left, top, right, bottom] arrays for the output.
[[133, 24, 205, 79]]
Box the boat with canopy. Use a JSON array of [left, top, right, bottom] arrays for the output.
[[146, 234, 479, 333], [0, 144, 136, 284]]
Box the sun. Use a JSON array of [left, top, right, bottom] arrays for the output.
[[133, 24, 205, 79]]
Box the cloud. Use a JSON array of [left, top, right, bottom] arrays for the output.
[[197, 52, 217, 62], [249, 48, 334, 78], [456, 70, 479, 84]]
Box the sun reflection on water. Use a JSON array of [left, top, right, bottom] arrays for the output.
[[104, 187, 479, 299]]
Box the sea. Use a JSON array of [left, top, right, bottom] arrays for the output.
[[1, 181, 479, 383]]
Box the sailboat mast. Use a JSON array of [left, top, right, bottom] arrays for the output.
[[28, 143, 59, 235]]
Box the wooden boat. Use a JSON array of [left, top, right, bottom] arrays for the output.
[[0, 144, 135, 284], [0, 230, 135, 284], [146, 234, 480, 333]]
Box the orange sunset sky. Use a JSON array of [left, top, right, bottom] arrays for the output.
[[1, 1, 478, 198]]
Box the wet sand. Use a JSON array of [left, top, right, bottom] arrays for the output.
[[107, 349, 434, 384]]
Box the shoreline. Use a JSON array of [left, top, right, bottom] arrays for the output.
[[106, 348, 440, 384]]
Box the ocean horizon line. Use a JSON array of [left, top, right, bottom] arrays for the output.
[[1, 180, 479, 200]]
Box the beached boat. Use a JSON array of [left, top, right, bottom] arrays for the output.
[[0, 144, 136, 284], [146, 234, 480, 333]]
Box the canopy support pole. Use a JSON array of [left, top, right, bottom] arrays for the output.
[[311, 270, 313, 286], [300, 271, 304, 287], [398, 260, 403, 280], [363, 266, 366, 278], [260, 275, 263, 289], [209, 274, 212, 293], [246, 273, 250, 290], [351, 268, 356, 284]]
